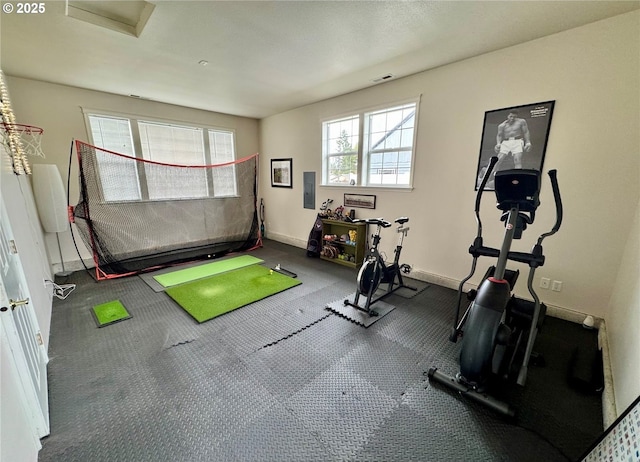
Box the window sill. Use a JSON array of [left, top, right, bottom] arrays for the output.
[[319, 184, 413, 193]]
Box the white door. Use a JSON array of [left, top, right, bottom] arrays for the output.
[[0, 195, 50, 441]]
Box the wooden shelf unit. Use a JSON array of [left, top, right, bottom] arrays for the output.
[[320, 219, 367, 268]]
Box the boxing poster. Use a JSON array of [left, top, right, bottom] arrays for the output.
[[476, 100, 555, 190]]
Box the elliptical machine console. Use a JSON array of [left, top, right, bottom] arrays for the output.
[[428, 156, 563, 417]]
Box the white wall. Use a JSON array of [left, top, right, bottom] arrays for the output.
[[606, 196, 640, 416], [260, 11, 640, 416], [5, 77, 260, 272], [259, 12, 640, 321]]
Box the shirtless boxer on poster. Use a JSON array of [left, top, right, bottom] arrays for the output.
[[494, 110, 531, 169]]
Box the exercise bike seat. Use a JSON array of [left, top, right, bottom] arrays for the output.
[[395, 217, 409, 225]]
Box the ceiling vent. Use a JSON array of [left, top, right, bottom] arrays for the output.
[[372, 74, 394, 83], [66, 1, 155, 38]]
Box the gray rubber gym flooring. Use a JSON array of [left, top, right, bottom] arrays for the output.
[[40, 240, 603, 461]]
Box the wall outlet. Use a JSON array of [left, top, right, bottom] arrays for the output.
[[540, 277, 550, 289], [552, 280, 563, 292]]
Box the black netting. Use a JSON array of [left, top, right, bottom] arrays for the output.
[[73, 140, 259, 279]]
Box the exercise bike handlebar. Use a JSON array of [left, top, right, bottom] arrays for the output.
[[352, 218, 392, 228]]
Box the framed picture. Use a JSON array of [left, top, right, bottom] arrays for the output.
[[475, 100, 555, 190], [344, 193, 376, 209], [271, 158, 292, 188]]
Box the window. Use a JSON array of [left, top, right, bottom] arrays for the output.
[[322, 100, 418, 188], [323, 115, 359, 185], [138, 121, 208, 200], [88, 115, 141, 202], [86, 112, 238, 202], [208, 130, 237, 197]]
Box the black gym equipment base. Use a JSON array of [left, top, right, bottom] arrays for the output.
[[430, 297, 546, 418], [326, 292, 396, 327], [342, 273, 417, 321], [427, 367, 516, 418]]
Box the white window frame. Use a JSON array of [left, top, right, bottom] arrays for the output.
[[321, 114, 360, 186], [321, 97, 420, 189], [82, 108, 239, 202]]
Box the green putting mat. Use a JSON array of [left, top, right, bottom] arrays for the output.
[[153, 255, 264, 288], [166, 265, 301, 323], [92, 300, 132, 328]]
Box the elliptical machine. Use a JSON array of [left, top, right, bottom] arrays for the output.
[[428, 156, 563, 417]]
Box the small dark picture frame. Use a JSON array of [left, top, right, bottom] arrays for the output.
[[475, 100, 555, 190], [344, 193, 376, 209], [271, 158, 293, 188]]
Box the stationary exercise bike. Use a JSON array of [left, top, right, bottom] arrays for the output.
[[343, 217, 416, 316], [428, 156, 563, 417]]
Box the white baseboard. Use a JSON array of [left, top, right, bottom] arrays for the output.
[[53, 258, 94, 274], [408, 268, 460, 290], [265, 232, 308, 250], [599, 321, 617, 428]]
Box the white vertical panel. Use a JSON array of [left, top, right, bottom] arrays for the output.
[[31, 164, 68, 233]]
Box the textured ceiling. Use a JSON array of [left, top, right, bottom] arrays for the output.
[[1, 1, 638, 119]]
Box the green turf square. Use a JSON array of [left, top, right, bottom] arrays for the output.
[[92, 300, 132, 328]]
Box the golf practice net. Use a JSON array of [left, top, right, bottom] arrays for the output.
[[72, 140, 260, 280]]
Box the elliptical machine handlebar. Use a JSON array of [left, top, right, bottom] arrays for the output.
[[474, 156, 500, 238], [472, 159, 562, 248], [537, 169, 563, 246]]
